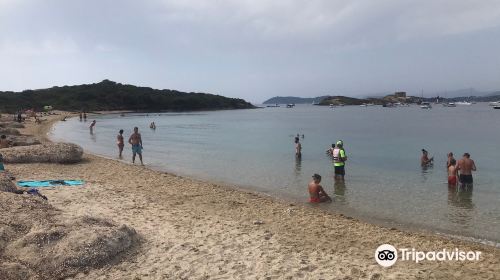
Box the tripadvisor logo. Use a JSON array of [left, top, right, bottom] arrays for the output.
[[375, 244, 481, 267]]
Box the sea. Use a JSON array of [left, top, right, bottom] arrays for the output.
[[50, 104, 500, 245]]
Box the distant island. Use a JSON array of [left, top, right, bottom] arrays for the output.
[[0, 80, 255, 113], [264, 90, 500, 106], [263, 96, 330, 105]]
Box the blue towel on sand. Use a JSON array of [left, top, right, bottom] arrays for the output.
[[17, 180, 85, 188]]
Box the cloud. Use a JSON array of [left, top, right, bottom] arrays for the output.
[[0, 0, 500, 100]]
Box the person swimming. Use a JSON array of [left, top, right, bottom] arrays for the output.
[[150, 122, 156, 129]]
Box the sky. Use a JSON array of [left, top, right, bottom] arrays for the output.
[[1, 0, 500, 103]]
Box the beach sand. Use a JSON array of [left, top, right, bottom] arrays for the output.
[[3, 114, 499, 279]]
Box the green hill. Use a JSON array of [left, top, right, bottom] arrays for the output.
[[0, 80, 255, 113]]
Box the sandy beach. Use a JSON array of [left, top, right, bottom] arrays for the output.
[[1, 114, 499, 279]]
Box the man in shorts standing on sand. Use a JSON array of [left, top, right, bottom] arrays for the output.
[[128, 127, 144, 165], [456, 153, 476, 186], [308, 174, 331, 203]]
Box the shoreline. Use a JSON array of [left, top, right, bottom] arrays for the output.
[[49, 114, 500, 247], [6, 113, 500, 279]]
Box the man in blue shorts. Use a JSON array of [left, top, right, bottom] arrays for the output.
[[128, 127, 144, 165]]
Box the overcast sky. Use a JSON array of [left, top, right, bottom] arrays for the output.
[[1, 0, 500, 103]]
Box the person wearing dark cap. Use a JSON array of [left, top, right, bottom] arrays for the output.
[[308, 174, 331, 203], [421, 149, 434, 167]]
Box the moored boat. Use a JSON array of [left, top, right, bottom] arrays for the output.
[[420, 102, 432, 109]]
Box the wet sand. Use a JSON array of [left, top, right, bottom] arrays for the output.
[[5, 113, 500, 279]]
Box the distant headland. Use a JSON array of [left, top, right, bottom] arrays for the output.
[[263, 90, 500, 106], [0, 80, 256, 113]]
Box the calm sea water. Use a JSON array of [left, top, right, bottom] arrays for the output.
[[50, 104, 500, 243]]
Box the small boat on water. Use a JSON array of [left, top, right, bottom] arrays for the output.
[[420, 102, 432, 109], [266, 104, 280, 108], [442, 102, 456, 107], [489, 101, 500, 106], [286, 103, 295, 108], [494, 106, 500, 109], [329, 104, 334, 108], [455, 101, 472, 106]]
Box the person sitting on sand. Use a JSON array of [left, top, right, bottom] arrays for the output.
[[117, 129, 125, 158], [89, 120, 96, 133], [308, 174, 331, 203], [447, 152, 455, 168], [0, 135, 10, 149], [421, 149, 434, 167], [448, 158, 458, 186], [128, 127, 144, 165], [457, 153, 476, 186]]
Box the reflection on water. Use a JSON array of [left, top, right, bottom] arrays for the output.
[[294, 156, 302, 177], [333, 180, 347, 205], [446, 185, 475, 229], [90, 131, 96, 142], [420, 163, 434, 182], [448, 185, 474, 210]]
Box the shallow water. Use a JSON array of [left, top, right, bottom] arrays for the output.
[[51, 104, 500, 243]]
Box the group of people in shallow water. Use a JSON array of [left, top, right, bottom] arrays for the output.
[[296, 136, 348, 203], [83, 116, 146, 165], [306, 141, 477, 204], [116, 127, 144, 165], [421, 149, 477, 186]]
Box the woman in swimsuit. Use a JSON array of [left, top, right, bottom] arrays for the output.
[[117, 129, 124, 158]]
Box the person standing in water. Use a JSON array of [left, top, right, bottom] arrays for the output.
[[128, 127, 144, 165], [83, 112, 87, 121], [117, 129, 125, 158], [457, 153, 476, 186], [421, 149, 434, 166], [89, 120, 96, 133], [447, 152, 455, 168], [332, 140, 347, 180], [295, 137, 302, 158], [308, 174, 331, 203], [448, 158, 458, 186]]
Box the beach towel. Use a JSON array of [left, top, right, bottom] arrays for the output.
[[17, 180, 85, 188]]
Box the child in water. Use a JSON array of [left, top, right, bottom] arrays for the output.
[[448, 159, 458, 186]]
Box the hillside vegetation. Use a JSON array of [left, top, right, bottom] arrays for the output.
[[0, 80, 255, 113]]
